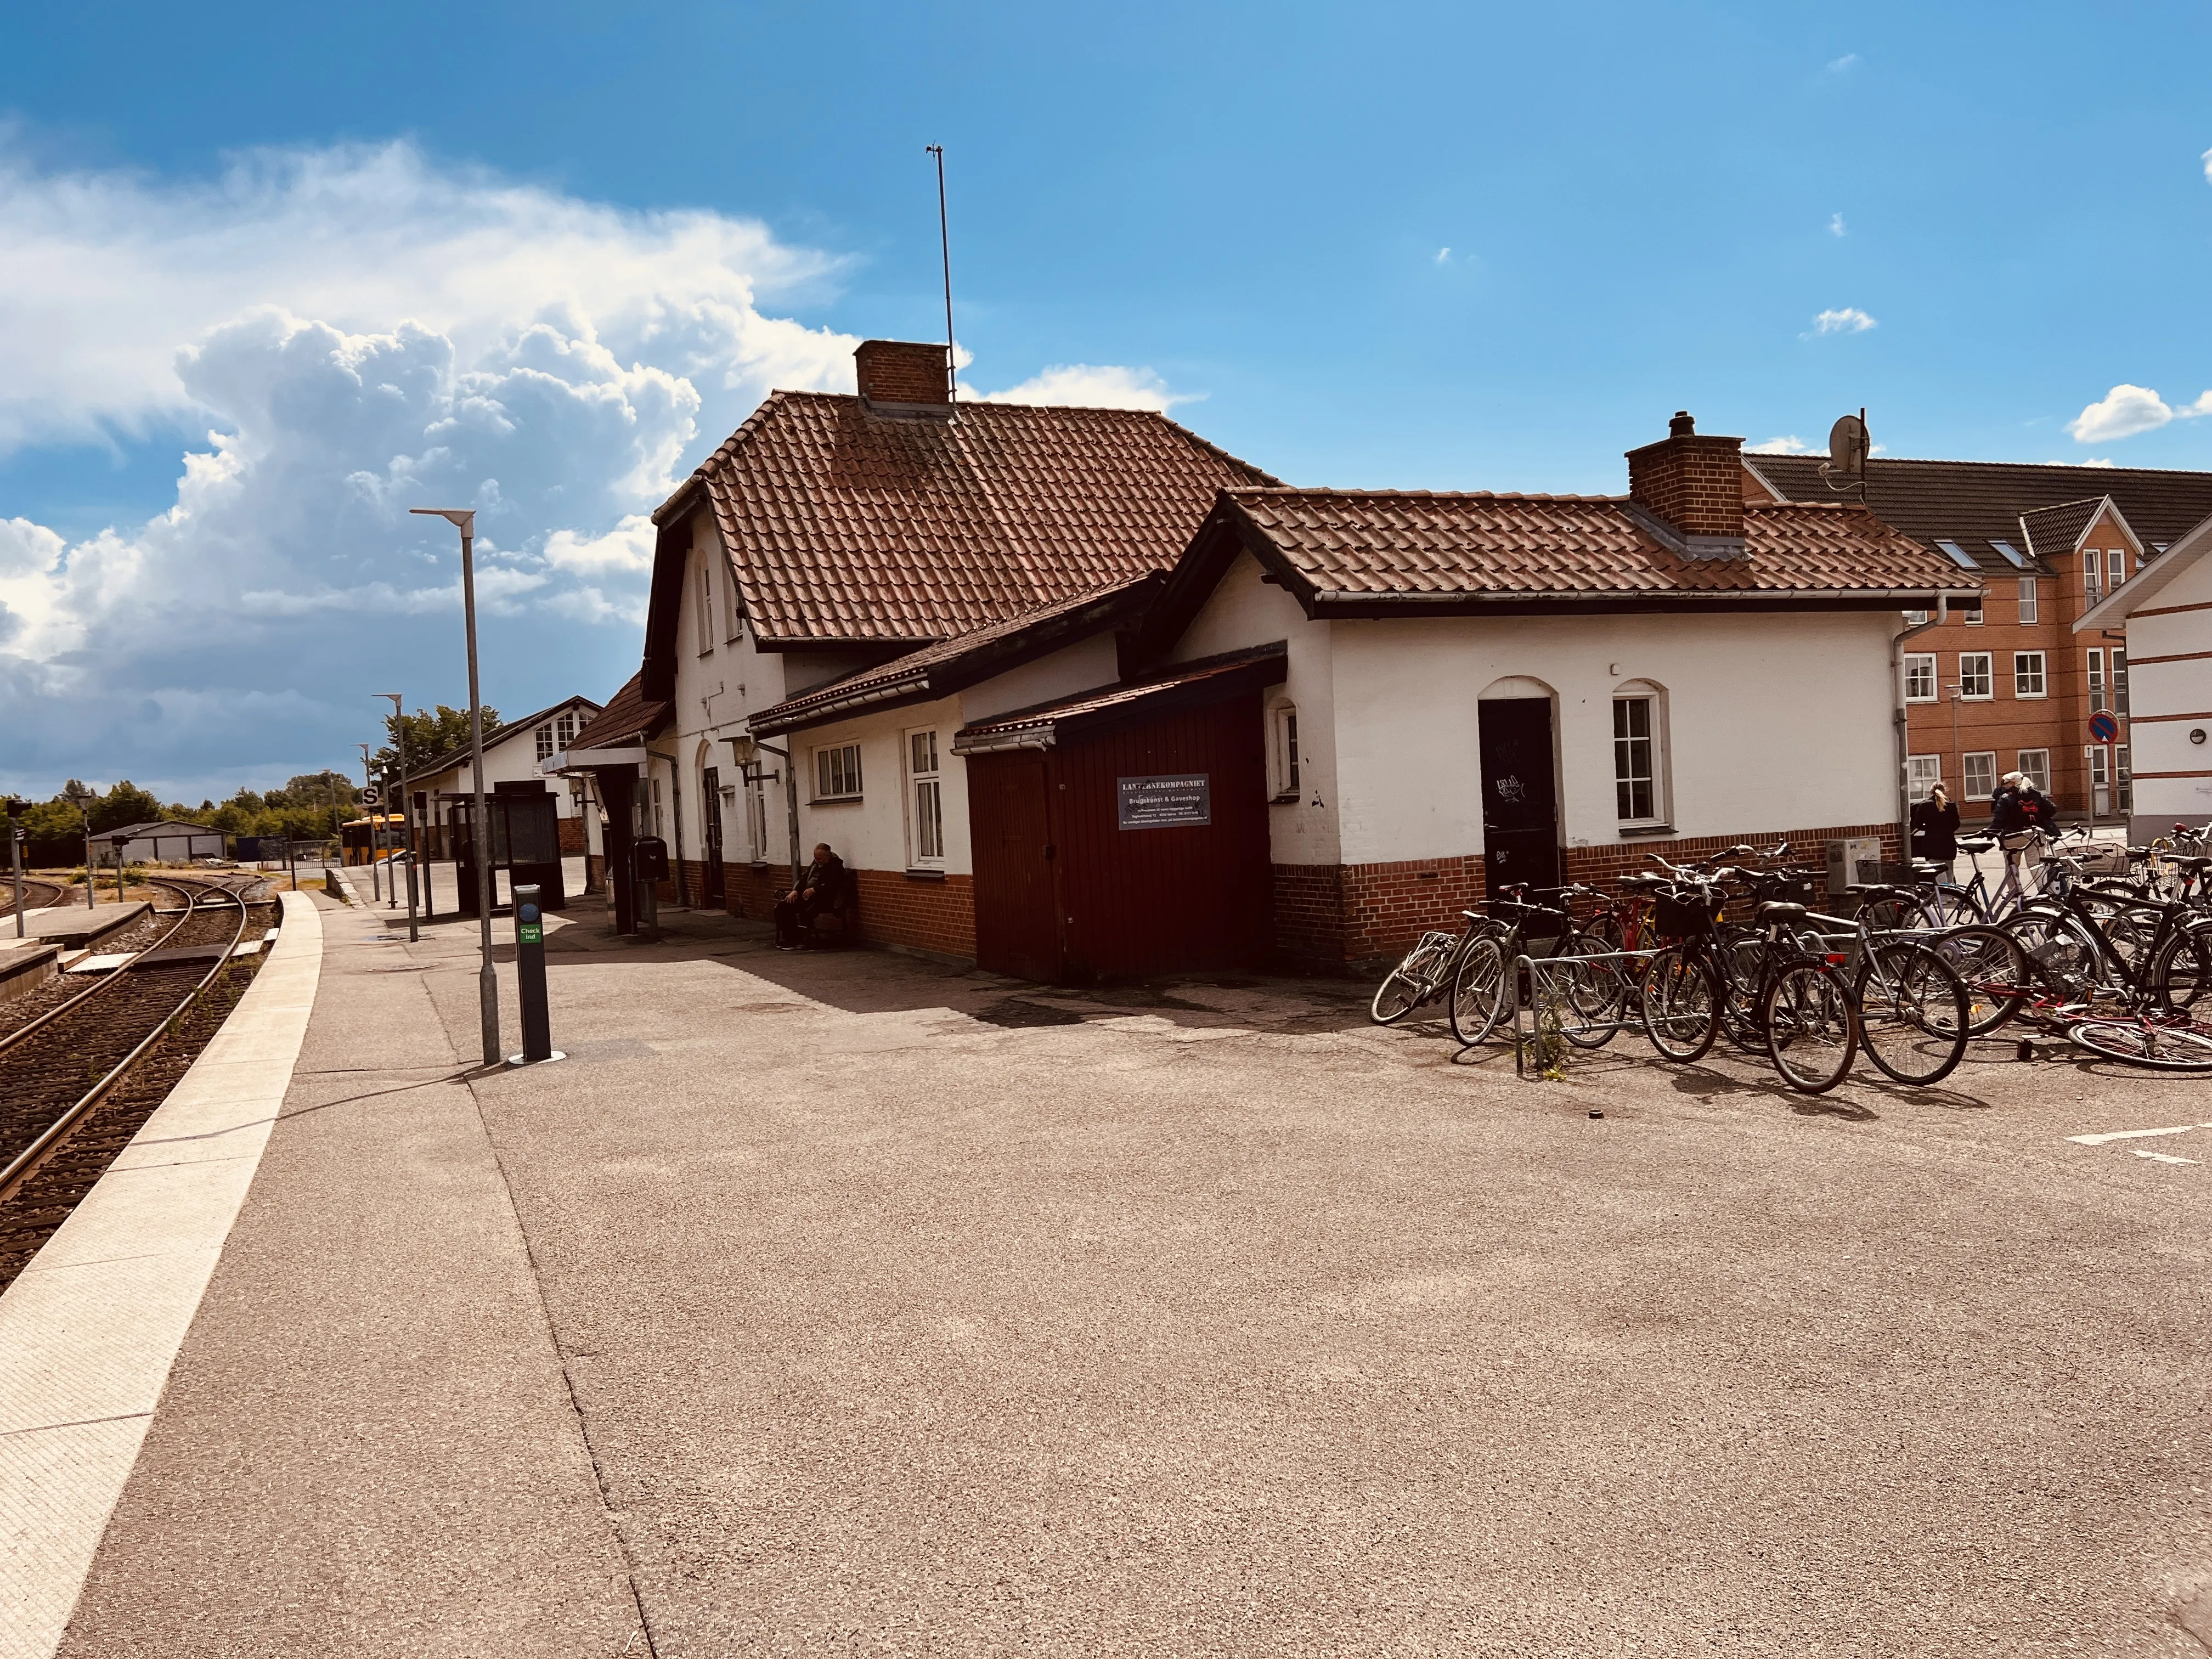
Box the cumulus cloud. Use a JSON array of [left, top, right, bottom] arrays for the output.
[[2067, 382, 2212, 443], [1827, 53, 1858, 72], [1746, 436, 1808, 455], [1812, 307, 1877, 335], [1828, 213, 1846, 236], [2202, 145, 2212, 185], [1435, 246, 1452, 264], [975, 363, 1193, 413]]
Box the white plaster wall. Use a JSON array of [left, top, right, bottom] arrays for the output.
[[958, 633, 1120, 722], [1325, 611, 1898, 864], [1170, 551, 1340, 865], [787, 694, 972, 875], [2125, 555, 2212, 823]]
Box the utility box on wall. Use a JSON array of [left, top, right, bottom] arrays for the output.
[[1825, 836, 1883, 896]]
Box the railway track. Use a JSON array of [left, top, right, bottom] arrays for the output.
[[6, 876, 68, 916], [0, 872, 276, 1288]]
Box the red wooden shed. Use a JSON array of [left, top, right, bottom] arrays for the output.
[[955, 647, 1285, 984]]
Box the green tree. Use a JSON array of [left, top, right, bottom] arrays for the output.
[[373, 704, 500, 777], [88, 781, 164, 834]]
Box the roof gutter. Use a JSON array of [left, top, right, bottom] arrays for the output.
[[949, 727, 1056, 755], [1308, 584, 1981, 606], [751, 672, 936, 737], [1892, 598, 1949, 844]]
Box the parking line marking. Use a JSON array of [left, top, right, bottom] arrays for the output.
[[2132, 1150, 2202, 1165], [2067, 1123, 2212, 1147]]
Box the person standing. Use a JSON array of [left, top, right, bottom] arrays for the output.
[[1910, 783, 1961, 866], [1989, 771, 2029, 836]]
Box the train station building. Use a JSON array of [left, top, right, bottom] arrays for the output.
[[566, 343, 1968, 977]]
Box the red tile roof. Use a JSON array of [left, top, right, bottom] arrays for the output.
[[750, 575, 1160, 737], [668, 393, 1278, 646], [1218, 488, 1963, 602], [566, 673, 671, 752]]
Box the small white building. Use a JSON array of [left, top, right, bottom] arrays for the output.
[[400, 695, 602, 857], [2076, 507, 2212, 838], [100, 820, 226, 865]]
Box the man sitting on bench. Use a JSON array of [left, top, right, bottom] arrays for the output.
[[775, 843, 846, 950]]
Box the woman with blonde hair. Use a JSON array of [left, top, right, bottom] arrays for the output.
[[1910, 781, 1961, 865]]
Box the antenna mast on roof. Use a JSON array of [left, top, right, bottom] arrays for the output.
[[925, 144, 956, 408]]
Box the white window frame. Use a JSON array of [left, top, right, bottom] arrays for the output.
[[2113, 648, 2129, 718], [1957, 652, 1994, 701], [746, 769, 769, 862], [2085, 746, 2108, 791], [2016, 749, 2050, 794], [1961, 596, 1984, 626], [813, 741, 863, 803], [1904, 653, 1938, 703], [696, 558, 715, 655], [2017, 577, 2038, 625], [556, 709, 578, 748], [2083, 550, 2103, 604], [2118, 743, 2132, 811], [2086, 647, 2106, 715], [904, 727, 944, 867], [2013, 651, 2046, 699], [1611, 687, 1668, 828], [1907, 754, 1944, 794], [2108, 548, 2127, 590], [1269, 702, 1301, 800], [535, 722, 555, 763], [1962, 751, 1997, 802], [1903, 608, 1931, 626]]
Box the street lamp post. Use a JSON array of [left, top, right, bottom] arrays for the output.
[[379, 693, 419, 943], [411, 507, 500, 1066]]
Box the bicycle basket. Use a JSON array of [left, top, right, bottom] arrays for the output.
[[2073, 844, 2130, 876], [1653, 887, 1724, 939]]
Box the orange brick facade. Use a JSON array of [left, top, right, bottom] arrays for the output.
[[668, 858, 978, 961]]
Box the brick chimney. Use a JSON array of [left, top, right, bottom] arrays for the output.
[[1623, 411, 1746, 557], [854, 340, 952, 414]]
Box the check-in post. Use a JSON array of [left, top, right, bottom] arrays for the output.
[[509, 883, 563, 1065]]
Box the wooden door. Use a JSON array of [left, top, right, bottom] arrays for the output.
[[1478, 697, 1561, 894], [968, 752, 1063, 981], [700, 766, 726, 904]]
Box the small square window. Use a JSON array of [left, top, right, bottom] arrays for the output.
[[2013, 651, 2046, 698], [1962, 752, 1997, 800], [814, 742, 863, 800], [1961, 598, 1984, 625], [1908, 754, 1944, 794], [1904, 654, 1937, 702], [1957, 653, 1993, 700]]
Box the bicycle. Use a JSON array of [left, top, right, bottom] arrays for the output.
[[1447, 886, 1623, 1049], [1370, 912, 1494, 1025], [1637, 874, 1861, 1094]]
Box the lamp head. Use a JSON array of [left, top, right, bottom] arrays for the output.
[[409, 507, 476, 538]]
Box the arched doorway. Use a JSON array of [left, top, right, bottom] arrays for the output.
[[1476, 676, 1561, 893], [696, 740, 726, 907]]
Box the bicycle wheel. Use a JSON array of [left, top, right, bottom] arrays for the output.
[[1448, 935, 1510, 1046], [2068, 1019, 2212, 1070], [1932, 926, 2032, 1036], [1762, 961, 1859, 1094], [2151, 925, 2212, 1012], [1638, 945, 1719, 1062], [2000, 910, 2101, 998], [1716, 933, 1770, 1053], [1853, 943, 1969, 1085], [1370, 968, 1425, 1025], [1861, 892, 1937, 934], [1930, 884, 1988, 927], [1555, 932, 1626, 1049]]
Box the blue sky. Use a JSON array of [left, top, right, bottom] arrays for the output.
[[3, 2, 2209, 800]]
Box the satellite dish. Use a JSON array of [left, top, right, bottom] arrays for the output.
[[1827, 413, 1869, 478]]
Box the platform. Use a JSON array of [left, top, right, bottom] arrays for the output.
[[5, 895, 2209, 1654]]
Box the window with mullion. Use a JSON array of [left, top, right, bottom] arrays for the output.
[[1958, 652, 1993, 700], [1612, 696, 1657, 822]]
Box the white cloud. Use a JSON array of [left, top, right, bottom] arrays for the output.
[[1747, 436, 1808, 455], [2082, 458, 2117, 468], [1435, 246, 1452, 265], [2065, 382, 2212, 443], [975, 363, 1194, 413], [1812, 307, 1877, 335], [1828, 212, 1846, 236], [1827, 53, 1858, 72], [2202, 145, 2212, 185]]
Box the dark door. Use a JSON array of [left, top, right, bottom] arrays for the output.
[[1477, 697, 1561, 894], [968, 753, 1063, 981], [700, 766, 726, 905]]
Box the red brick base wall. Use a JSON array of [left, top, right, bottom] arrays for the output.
[[664, 860, 977, 962], [558, 816, 586, 854], [1279, 821, 1903, 973]]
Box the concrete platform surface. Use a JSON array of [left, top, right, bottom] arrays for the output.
[[39, 901, 2212, 1656]]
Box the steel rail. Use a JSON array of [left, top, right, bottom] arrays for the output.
[[0, 874, 266, 1057], [0, 877, 255, 1204]]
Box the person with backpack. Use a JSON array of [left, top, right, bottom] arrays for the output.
[[1989, 773, 2028, 835]]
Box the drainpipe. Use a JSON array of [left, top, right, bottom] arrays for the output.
[[645, 748, 687, 906], [1893, 597, 1950, 844]]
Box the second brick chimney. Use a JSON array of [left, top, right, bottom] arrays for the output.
[[1623, 411, 1745, 557], [855, 339, 952, 415]]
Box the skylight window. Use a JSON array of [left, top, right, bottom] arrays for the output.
[[1989, 539, 2027, 569], [1934, 539, 1980, 571]]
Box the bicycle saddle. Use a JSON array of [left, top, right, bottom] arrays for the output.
[[1756, 901, 1809, 924], [1843, 882, 1917, 901], [1957, 835, 1996, 851]]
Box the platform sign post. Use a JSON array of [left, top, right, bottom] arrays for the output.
[[5, 799, 25, 938], [508, 883, 562, 1066]]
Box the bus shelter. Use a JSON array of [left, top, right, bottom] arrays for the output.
[[444, 786, 566, 915]]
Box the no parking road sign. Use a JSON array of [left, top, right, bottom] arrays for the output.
[[2089, 712, 2121, 744]]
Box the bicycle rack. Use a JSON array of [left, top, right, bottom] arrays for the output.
[[1505, 945, 1660, 1077]]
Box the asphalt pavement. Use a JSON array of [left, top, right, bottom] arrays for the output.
[[50, 893, 2212, 1657]]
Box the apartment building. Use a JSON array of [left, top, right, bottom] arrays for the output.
[[1746, 455, 2212, 821]]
